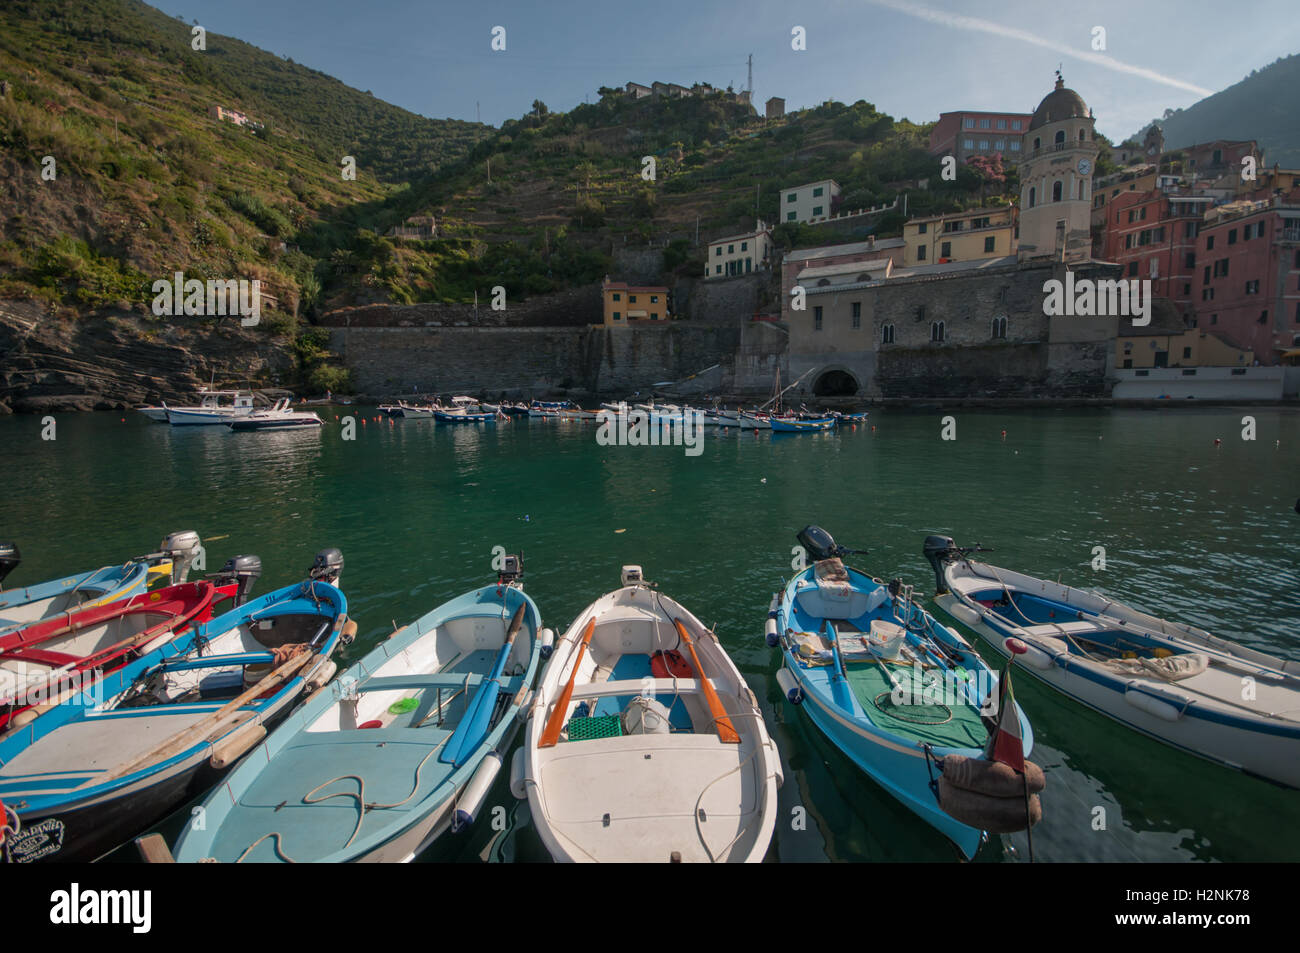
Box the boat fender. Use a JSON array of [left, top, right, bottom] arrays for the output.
[[453, 751, 503, 832], [768, 594, 780, 617], [765, 615, 780, 647], [9, 708, 37, 731], [515, 689, 534, 722], [304, 659, 338, 693], [1012, 638, 1059, 671], [509, 746, 530, 799], [622, 695, 673, 735], [775, 667, 803, 705], [1123, 687, 1185, 722], [340, 619, 358, 645], [209, 721, 267, 770], [539, 627, 555, 660], [940, 754, 1046, 797], [651, 649, 692, 679], [938, 777, 1042, 834], [949, 602, 981, 628]]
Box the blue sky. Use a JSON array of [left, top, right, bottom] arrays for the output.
[[153, 0, 1299, 141]]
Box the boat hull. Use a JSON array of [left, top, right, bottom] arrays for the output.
[[934, 583, 1300, 789]]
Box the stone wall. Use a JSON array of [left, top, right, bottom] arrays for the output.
[[680, 271, 774, 322], [319, 284, 600, 329]]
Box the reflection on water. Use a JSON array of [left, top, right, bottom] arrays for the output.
[[4, 406, 1299, 863]]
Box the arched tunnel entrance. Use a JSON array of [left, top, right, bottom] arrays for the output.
[[812, 368, 860, 397]]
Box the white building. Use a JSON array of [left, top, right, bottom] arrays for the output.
[[780, 179, 840, 224], [706, 221, 772, 278]]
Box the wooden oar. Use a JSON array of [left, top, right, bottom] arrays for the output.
[[672, 618, 740, 744], [440, 603, 528, 767], [96, 648, 318, 785], [538, 617, 596, 748]]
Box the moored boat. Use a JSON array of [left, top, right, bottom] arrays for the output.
[[924, 536, 1300, 789], [164, 390, 258, 426], [0, 532, 199, 635], [772, 526, 1041, 859], [770, 416, 835, 432], [228, 398, 323, 430], [0, 549, 353, 864], [171, 555, 546, 863], [516, 564, 781, 862]]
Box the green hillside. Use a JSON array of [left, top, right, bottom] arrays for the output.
[[1132, 54, 1300, 168], [0, 0, 1011, 333]]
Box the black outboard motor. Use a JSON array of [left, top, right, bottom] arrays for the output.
[[498, 552, 523, 586], [0, 542, 19, 588], [159, 530, 202, 584], [216, 554, 262, 606], [796, 525, 840, 562], [309, 548, 344, 585], [922, 535, 959, 595]]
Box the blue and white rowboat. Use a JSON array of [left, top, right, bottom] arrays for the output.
[[173, 562, 545, 863], [772, 527, 1035, 859], [925, 536, 1300, 789], [0, 550, 351, 864]]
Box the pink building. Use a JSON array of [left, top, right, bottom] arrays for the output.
[[1100, 189, 1215, 324], [1193, 192, 1300, 361], [929, 111, 1032, 166]]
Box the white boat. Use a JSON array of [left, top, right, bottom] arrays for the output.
[[227, 398, 323, 431], [514, 565, 781, 862], [392, 402, 434, 419], [924, 537, 1300, 789], [163, 390, 258, 426], [738, 412, 771, 430]]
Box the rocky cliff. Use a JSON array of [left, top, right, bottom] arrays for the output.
[[0, 300, 294, 412]]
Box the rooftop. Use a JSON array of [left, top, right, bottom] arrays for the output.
[[785, 237, 905, 263]]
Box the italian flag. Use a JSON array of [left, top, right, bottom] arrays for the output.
[[986, 665, 1025, 772]]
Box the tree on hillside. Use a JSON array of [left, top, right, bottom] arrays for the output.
[[967, 153, 1006, 203], [532, 100, 549, 118]]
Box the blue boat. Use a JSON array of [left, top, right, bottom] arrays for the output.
[[770, 526, 1037, 859], [0, 549, 351, 864], [770, 416, 835, 432], [433, 409, 498, 423], [0, 532, 203, 635], [172, 555, 547, 863]]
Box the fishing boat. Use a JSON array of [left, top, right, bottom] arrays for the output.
[[435, 396, 499, 423], [0, 549, 352, 864], [771, 526, 1040, 859], [515, 565, 781, 862], [0, 532, 200, 635], [170, 555, 546, 863], [737, 412, 772, 431], [227, 398, 323, 431], [835, 411, 869, 424], [0, 566, 245, 733], [164, 390, 258, 426], [391, 402, 435, 419], [924, 536, 1300, 789], [770, 416, 836, 433]]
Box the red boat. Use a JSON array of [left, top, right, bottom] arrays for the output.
[[0, 580, 237, 733]]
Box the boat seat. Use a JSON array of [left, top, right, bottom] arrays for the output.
[[357, 673, 486, 693], [794, 579, 884, 622]]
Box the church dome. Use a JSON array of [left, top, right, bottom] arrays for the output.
[[1028, 75, 1090, 131]]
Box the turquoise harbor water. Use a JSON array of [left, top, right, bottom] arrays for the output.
[[5, 406, 1300, 863]]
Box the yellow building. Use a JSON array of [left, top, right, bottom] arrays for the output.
[[902, 206, 1016, 267], [1116, 328, 1253, 369], [601, 279, 671, 326]]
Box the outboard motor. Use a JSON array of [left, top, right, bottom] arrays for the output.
[[216, 554, 262, 606], [308, 548, 344, 586], [159, 531, 202, 584], [796, 525, 840, 562], [922, 535, 959, 595], [0, 542, 20, 588], [498, 552, 523, 586]]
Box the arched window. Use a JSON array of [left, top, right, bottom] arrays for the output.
[[1078, 180, 1085, 200], [817, 278, 831, 286], [991, 316, 1007, 339], [1055, 130, 1066, 146], [881, 323, 895, 344], [1033, 137, 1040, 151], [930, 320, 945, 343], [1078, 129, 1086, 142], [1052, 180, 1063, 202], [1028, 187, 1036, 208]]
